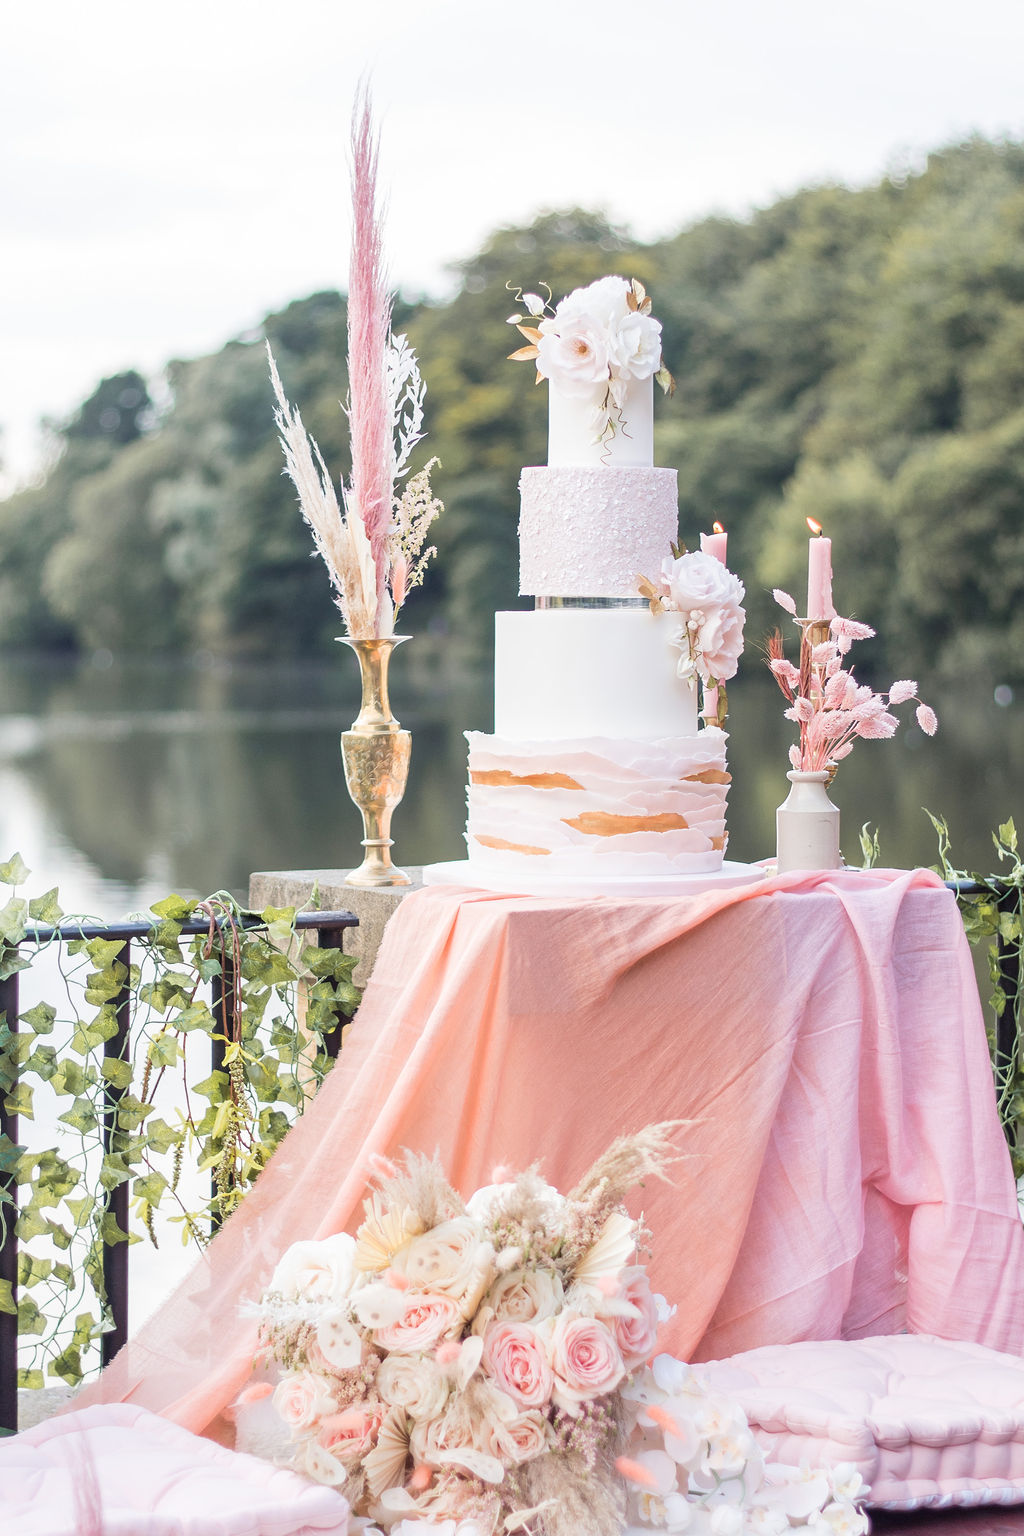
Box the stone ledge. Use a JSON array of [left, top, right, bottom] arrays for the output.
[[248, 868, 424, 987]]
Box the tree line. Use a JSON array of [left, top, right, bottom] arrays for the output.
[[3, 136, 1024, 684]]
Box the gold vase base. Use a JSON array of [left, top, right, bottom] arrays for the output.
[[344, 841, 412, 889]]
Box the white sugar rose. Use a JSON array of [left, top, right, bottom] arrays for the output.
[[535, 317, 611, 395], [554, 275, 631, 327], [660, 551, 746, 683], [392, 1219, 495, 1315], [608, 309, 662, 380], [269, 1232, 357, 1305], [376, 1352, 450, 1422]]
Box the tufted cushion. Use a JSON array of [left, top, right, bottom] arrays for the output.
[[701, 1334, 1024, 1510], [0, 1402, 351, 1534]]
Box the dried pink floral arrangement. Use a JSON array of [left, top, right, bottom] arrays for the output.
[[768, 588, 938, 774], [267, 87, 441, 640]]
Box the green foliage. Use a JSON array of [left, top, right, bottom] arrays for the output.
[[929, 813, 1024, 1174], [0, 857, 361, 1388], [4, 141, 1024, 677]]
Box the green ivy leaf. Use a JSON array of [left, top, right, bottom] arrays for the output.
[[52, 1260, 73, 1286], [115, 1094, 154, 1131], [52, 1059, 92, 1096], [72, 1311, 98, 1347], [17, 1368, 43, 1390], [64, 1194, 97, 1228], [0, 1134, 24, 1174], [45, 1219, 73, 1251], [192, 1070, 229, 1102], [100, 1211, 136, 1246], [133, 1171, 168, 1204], [144, 1117, 183, 1155], [28, 888, 64, 925], [70, 1010, 121, 1054], [25, 1044, 59, 1080], [149, 894, 196, 922], [101, 1057, 133, 1091], [18, 1252, 52, 1287], [98, 1155, 131, 1192], [17, 1294, 46, 1335], [0, 1279, 14, 1315], [0, 896, 28, 945], [58, 1097, 99, 1134], [48, 1346, 83, 1385], [147, 1032, 179, 1068], [20, 1002, 56, 1036], [14, 1206, 47, 1241], [0, 854, 30, 887], [998, 818, 1018, 853], [3, 1081, 34, 1119]]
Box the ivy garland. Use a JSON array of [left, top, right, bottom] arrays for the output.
[[0, 856, 360, 1391]]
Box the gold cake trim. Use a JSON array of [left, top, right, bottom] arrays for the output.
[[562, 811, 691, 838], [470, 769, 584, 791], [475, 834, 551, 856], [683, 769, 732, 785]]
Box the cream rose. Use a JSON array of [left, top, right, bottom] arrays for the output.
[[269, 1232, 357, 1305], [272, 1369, 337, 1432], [608, 1267, 661, 1372], [392, 1219, 495, 1315], [376, 1351, 450, 1421], [374, 1292, 461, 1354], [475, 1265, 564, 1330], [478, 1407, 552, 1466], [482, 1320, 553, 1409], [540, 1311, 625, 1409], [660, 552, 746, 683]]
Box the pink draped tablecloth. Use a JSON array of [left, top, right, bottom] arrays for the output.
[[76, 867, 1024, 1441]]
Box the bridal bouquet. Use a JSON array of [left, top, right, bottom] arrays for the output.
[[768, 588, 937, 773], [253, 1130, 867, 1536]]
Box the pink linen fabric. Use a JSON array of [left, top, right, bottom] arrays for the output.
[[0, 1401, 351, 1533], [702, 1334, 1024, 1509], [73, 868, 1024, 1444]]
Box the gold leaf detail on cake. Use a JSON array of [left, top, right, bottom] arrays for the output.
[[711, 835, 726, 851], [636, 573, 664, 616], [475, 834, 551, 856], [683, 769, 732, 785], [471, 769, 584, 791], [508, 345, 539, 361], [515, 324, 544, 343], [562, 811, 691, 837]]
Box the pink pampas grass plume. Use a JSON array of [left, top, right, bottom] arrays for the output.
[[347, 84, 394, 617]]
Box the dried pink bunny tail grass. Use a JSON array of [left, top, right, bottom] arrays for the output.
[[347, 82, 393, 616], [236, 1382, 274, 1405], [408, 1463, 433, 1492], [615, 1456, 658, 1488], [384, 1267, 410, 1290], [646, 1403, 683, 1438], [435, 1341, 462, 1364]]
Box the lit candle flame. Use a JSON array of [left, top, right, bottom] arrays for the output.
[[713, 520, 725, 534], [806, 517, 823, 536]]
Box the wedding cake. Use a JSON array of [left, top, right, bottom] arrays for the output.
[[430, 276, 748, 895]]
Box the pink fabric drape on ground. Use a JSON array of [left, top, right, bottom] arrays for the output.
[[74, 868, 1024, 1443]]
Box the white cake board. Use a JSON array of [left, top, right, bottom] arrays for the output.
[[421, 859, 766, 900]]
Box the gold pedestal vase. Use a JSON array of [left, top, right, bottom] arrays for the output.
[[340, 636, 412, 888]]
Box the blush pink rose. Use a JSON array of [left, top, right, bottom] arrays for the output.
[[542, 1312, 625, 1408], [374, 1292, 461, 1354], [482, 1321, 553, 1409], [609, 1267, 661, 1372], [317, 1404, 382, 1469], [272, 1370, 337, 1432]]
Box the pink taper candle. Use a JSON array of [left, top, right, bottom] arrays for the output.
[[700, 522, 728, 565], [805, 518, 834, 619]]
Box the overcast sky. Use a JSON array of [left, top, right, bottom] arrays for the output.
[[3, 0, 1024, 494]]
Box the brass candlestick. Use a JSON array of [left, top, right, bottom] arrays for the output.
[[339, 636, 412, 888]]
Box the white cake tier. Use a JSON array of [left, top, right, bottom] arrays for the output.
[[518, 466, 678, 598], [465, 731, 730, 877], [494, 608, 697, 738], [549, 374, 653, 466]]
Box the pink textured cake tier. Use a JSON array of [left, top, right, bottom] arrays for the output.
[[518, 465, 678, 597], [465, 730, 730, 877]]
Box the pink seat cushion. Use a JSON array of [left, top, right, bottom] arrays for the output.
[[701, 1334, 1024, 1510], [0, 1402, 351, 1535]]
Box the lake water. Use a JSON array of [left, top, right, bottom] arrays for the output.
[[0, 647, 1020, 914]]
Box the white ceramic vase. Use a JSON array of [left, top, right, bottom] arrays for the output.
[[776, 770, 841, 874]]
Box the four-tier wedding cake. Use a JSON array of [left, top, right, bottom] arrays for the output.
[[426, 276, 748, 895]]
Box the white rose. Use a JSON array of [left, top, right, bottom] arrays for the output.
[[376, 1352, 450, 1422], [536, 317, 611, 395], [608, 309, 662, 380], [269, 1232, 357, 1305], [660, 552, 746, 683], [392, 1218, 495, 1314], [272, 1369, 337, 1432], [554, 275, 631, 327]]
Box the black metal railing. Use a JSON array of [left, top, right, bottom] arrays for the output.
[[0, 908, 357, 1434]]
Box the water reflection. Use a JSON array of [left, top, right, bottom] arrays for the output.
[[0, 651, 1019, 918]]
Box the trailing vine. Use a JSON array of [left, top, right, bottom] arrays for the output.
[[0, 857, 360, 1390], [928, 814, 1024, 1177]]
